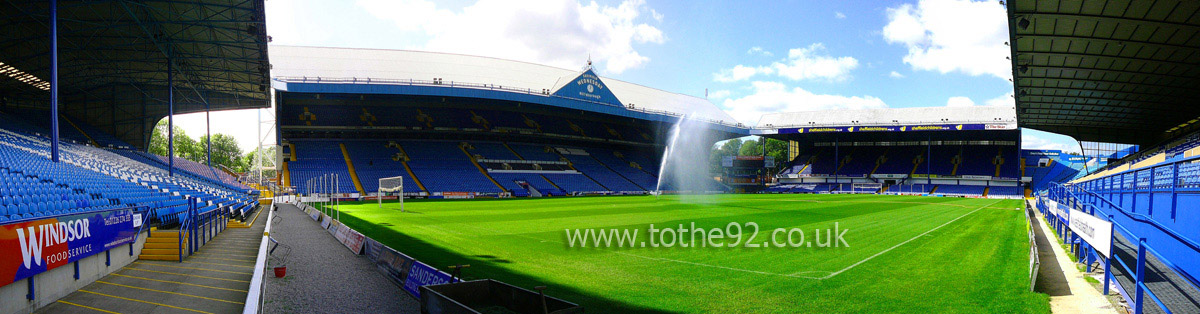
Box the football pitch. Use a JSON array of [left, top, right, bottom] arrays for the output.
[[317, 194, 1049, 314]]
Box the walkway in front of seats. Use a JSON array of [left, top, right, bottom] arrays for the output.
[[263, 203, 418, 313], [37, 209, 267, 314], [1031, 207, 1119, 314]]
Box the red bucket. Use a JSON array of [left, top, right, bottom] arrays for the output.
[[273, 267, 287, 278]]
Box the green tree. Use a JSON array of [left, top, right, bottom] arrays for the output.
[[244, 146, 277, 178], [738, 138, 761, 156], [148, 119, 202, 162], [736, 137, 790, 173], [763, 138, 789, 172], [710, 138, 743, 173], [199, 134, 247, 172]]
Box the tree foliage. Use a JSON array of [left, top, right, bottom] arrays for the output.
[[244, 146, 277, 178], [148, 119, 251, 173], [710, 137, 790, 173]]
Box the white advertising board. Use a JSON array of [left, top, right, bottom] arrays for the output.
[[1067, 208, 1113, 257]]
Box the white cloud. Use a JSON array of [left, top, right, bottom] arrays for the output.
[[984, 92, 1015, 107], [714, 43, 858, 82], [746, 46, 773, 56], [713, 65, 773, 82], [835, 12, 846, 19], [944, 93, 1014, 108], [721, 81, 887, 125], [882, 0, 1011, 80], [772, 44, 859, 81], [707, 89, 731, 99], [889, 71, 905, 78], [650, 8, 664, 22], [356, 0, 666, 74], [946, 96, 975, 107]]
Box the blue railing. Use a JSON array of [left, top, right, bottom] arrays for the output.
[[1041, 183, 1200, 314], [176, 198, 230, 262]]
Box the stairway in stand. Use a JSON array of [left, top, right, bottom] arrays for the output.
[[138, 228, 188, 261]]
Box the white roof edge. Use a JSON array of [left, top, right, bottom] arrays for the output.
[[756, 106, 1018, 129]]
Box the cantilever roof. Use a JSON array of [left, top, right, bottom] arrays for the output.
[[268, 45, 738, 125], [0, 0, 271, 149], [1006, 0, 1200, 146]]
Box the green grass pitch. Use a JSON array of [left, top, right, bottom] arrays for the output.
[[316, 194, 1049, 314]]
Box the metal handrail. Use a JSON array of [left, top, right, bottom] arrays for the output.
[[1062, 184, 1200, 252], [1046, 183, 1200, 313], [130, 206, 154, 243]]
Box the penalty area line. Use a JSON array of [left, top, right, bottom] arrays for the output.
[[792, 199, 1001, 280]]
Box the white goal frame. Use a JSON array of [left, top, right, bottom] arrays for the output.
[[852, 182, 883, 190], [833, 182, 883, 194], [379, 176, 405, 211]]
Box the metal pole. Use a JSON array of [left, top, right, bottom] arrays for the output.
[[760, 137, 767, 190], [1104, 215, 1114, 295], [167, 54, 174, 177], [336, 174, 340, 221], [1135, 239, 1146, 314], [206, 104, 211, 166], [321, 175, 325, 213], [49, 0, 60, 163], [257, 108, 262, 184]]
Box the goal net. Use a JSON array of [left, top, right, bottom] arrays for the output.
[[379, 176, 404, 211], [852, 183, 883, 193], [834, 183, 882, 194]]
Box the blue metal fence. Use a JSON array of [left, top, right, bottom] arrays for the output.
[[1039, 181, 1200, 314]]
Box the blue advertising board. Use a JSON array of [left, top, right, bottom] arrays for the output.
[[402, 260, 454, 298], [0, 208, 137, 286]]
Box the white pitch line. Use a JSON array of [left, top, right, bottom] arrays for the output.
[[792, 199, 1002, 279]]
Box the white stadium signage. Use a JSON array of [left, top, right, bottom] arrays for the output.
[[1068, 208, 1113, 257]]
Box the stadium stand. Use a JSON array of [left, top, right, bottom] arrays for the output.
[[0, 115, 256, 225], [589, 148, 658, 189], [399, 141, 505, 193], [290, 140, 359, 194], [344, 141, 419, 193]]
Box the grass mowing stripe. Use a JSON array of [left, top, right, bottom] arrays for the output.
[[800, 199, 1001, 279]]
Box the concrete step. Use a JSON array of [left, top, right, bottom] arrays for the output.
[[138, 254, 182, 261], [141, 248, 183, 255], [146, 235, 188, 243], [144, 242, 186, 249]]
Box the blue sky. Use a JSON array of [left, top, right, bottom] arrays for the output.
[[175, 0, 1081, 153]]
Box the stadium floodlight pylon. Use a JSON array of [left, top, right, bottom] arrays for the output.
[[379, 175, 404, 211]]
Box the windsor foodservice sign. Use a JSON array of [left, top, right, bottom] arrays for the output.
[[0, 209, 136, 285]]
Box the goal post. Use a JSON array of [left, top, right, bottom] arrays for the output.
[[852, 182, 883, 193], [379, 176, 405, 211]]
